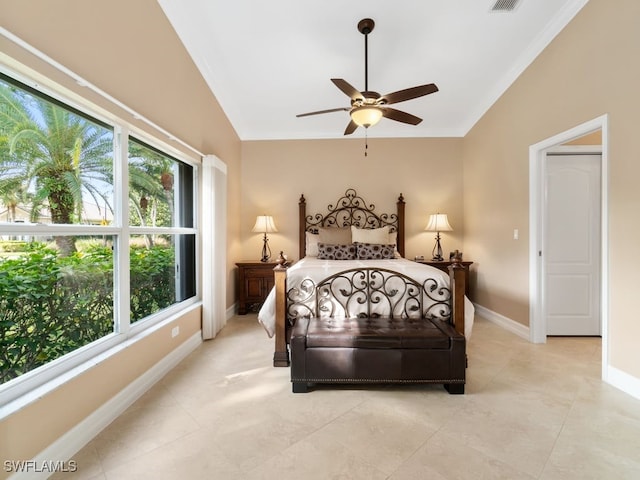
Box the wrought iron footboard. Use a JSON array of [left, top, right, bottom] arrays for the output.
[[286, 267, 451, 324]]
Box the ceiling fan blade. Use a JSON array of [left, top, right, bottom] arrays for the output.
[[380, 83, 438, 105], [381, 107, 423, 125], [343, 120, 358, 135], [296, 107, 349, 118], [331, 79, 364, 101]]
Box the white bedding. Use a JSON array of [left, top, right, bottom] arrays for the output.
[[257, 257, 474, 338]]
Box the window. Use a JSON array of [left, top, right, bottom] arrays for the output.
[[128, 138, 196, 322], [0, 70, 198, 395]]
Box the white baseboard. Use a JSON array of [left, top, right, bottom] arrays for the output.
[[606, 365, 640, 401], [14, 332, 202, 480], [226, 303, 237, 320], [473, 303, 530, 340]]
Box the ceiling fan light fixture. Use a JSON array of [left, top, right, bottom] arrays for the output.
[[350, 105, 383, 128]]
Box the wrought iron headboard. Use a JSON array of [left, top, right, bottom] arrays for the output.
[[298, 189, 405, 259]]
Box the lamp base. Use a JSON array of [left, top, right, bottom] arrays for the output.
[[260, 233, 271, 262], [431, 233, 444, 262]]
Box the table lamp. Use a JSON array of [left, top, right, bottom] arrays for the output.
[[425, 213, 453, 261], [252, 215, 278, 262]]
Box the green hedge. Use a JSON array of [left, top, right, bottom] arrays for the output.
[[0, 241, 28, 253], [0, 243, 175, 383]]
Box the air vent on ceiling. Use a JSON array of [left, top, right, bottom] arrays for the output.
[[490, 0, 521, 12]]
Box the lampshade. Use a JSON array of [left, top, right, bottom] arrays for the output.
[[425, 213, 453, 232], [350, 106, 383, 128], [252, 215, 278, 234]]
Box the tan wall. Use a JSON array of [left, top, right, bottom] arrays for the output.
[[462, 0, 640, 378], [563, 130, 602, 146], [240, 137, 464, 264], [0, 0, 241, 470]]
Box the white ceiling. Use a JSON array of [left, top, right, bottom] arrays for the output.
[[157, 0, 588, 141]]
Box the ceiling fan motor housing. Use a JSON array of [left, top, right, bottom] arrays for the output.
[[351, 91, 382, 107], [357, 18, 375, 35]]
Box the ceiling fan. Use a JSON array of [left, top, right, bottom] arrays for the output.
[[296, 18, 439, 135]]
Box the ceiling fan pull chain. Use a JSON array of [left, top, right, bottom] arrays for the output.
[[364, 130, 368, 157]]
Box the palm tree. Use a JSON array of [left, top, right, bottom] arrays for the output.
[[0, 179, 25, 222], [128, 141, 174, 226], [0, 79, 113, 255]]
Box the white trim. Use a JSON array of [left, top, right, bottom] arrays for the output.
[[116, 126, 130, 336], [8, 331, 202, 480], [544, 145, 602, 155], [528, 115, 609, 379], [227, 303, 237, 320], [212, 155, 228, 174], [473, 304, 530, 340], [201, 155, 227, 339], [606, 366, 640, 401]]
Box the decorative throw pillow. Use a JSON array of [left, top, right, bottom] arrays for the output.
[[317, 243, 356, 260], [305, 232, 320, 257], [355, 242, 396, 260], [351, 226, 390, 244], [318, 227, 352, 244]]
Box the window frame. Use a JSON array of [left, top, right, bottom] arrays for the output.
[[0, 60, 200, 408]]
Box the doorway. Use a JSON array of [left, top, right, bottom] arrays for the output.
[[529, 115, 609, 379]]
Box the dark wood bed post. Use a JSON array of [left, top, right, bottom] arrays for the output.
[[273, 265, 290, 367], [448, 252, 466, 336], [298, 194, 306, 260], [397, 193, 405, 258]]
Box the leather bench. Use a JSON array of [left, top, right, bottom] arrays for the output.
[[290, 315, 465, 394]]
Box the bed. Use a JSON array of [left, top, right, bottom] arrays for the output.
[[257, 189, 474, 374]]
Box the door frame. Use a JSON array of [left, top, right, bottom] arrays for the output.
[[529, 115, 609, 379]]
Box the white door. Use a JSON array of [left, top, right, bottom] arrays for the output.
[[544, 153, 601, 336]]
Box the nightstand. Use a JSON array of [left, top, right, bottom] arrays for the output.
[[416, 260, 473, 297], [236, 261, 278, 314]]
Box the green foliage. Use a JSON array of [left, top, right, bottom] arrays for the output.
[[0, 242, 176, 383], [0, 241, 27, 253], [130, 244, 176, 323]]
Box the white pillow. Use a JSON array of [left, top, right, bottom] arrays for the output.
[[388, 231, 402, 258], [318, 227, 351, 244], [305, 232, 320, 257], [351, 226, 390, 244]]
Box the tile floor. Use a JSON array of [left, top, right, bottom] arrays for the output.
[[54, 314, 640, 479]]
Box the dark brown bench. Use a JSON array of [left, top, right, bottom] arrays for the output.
[[288, 267, 466, 394]]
